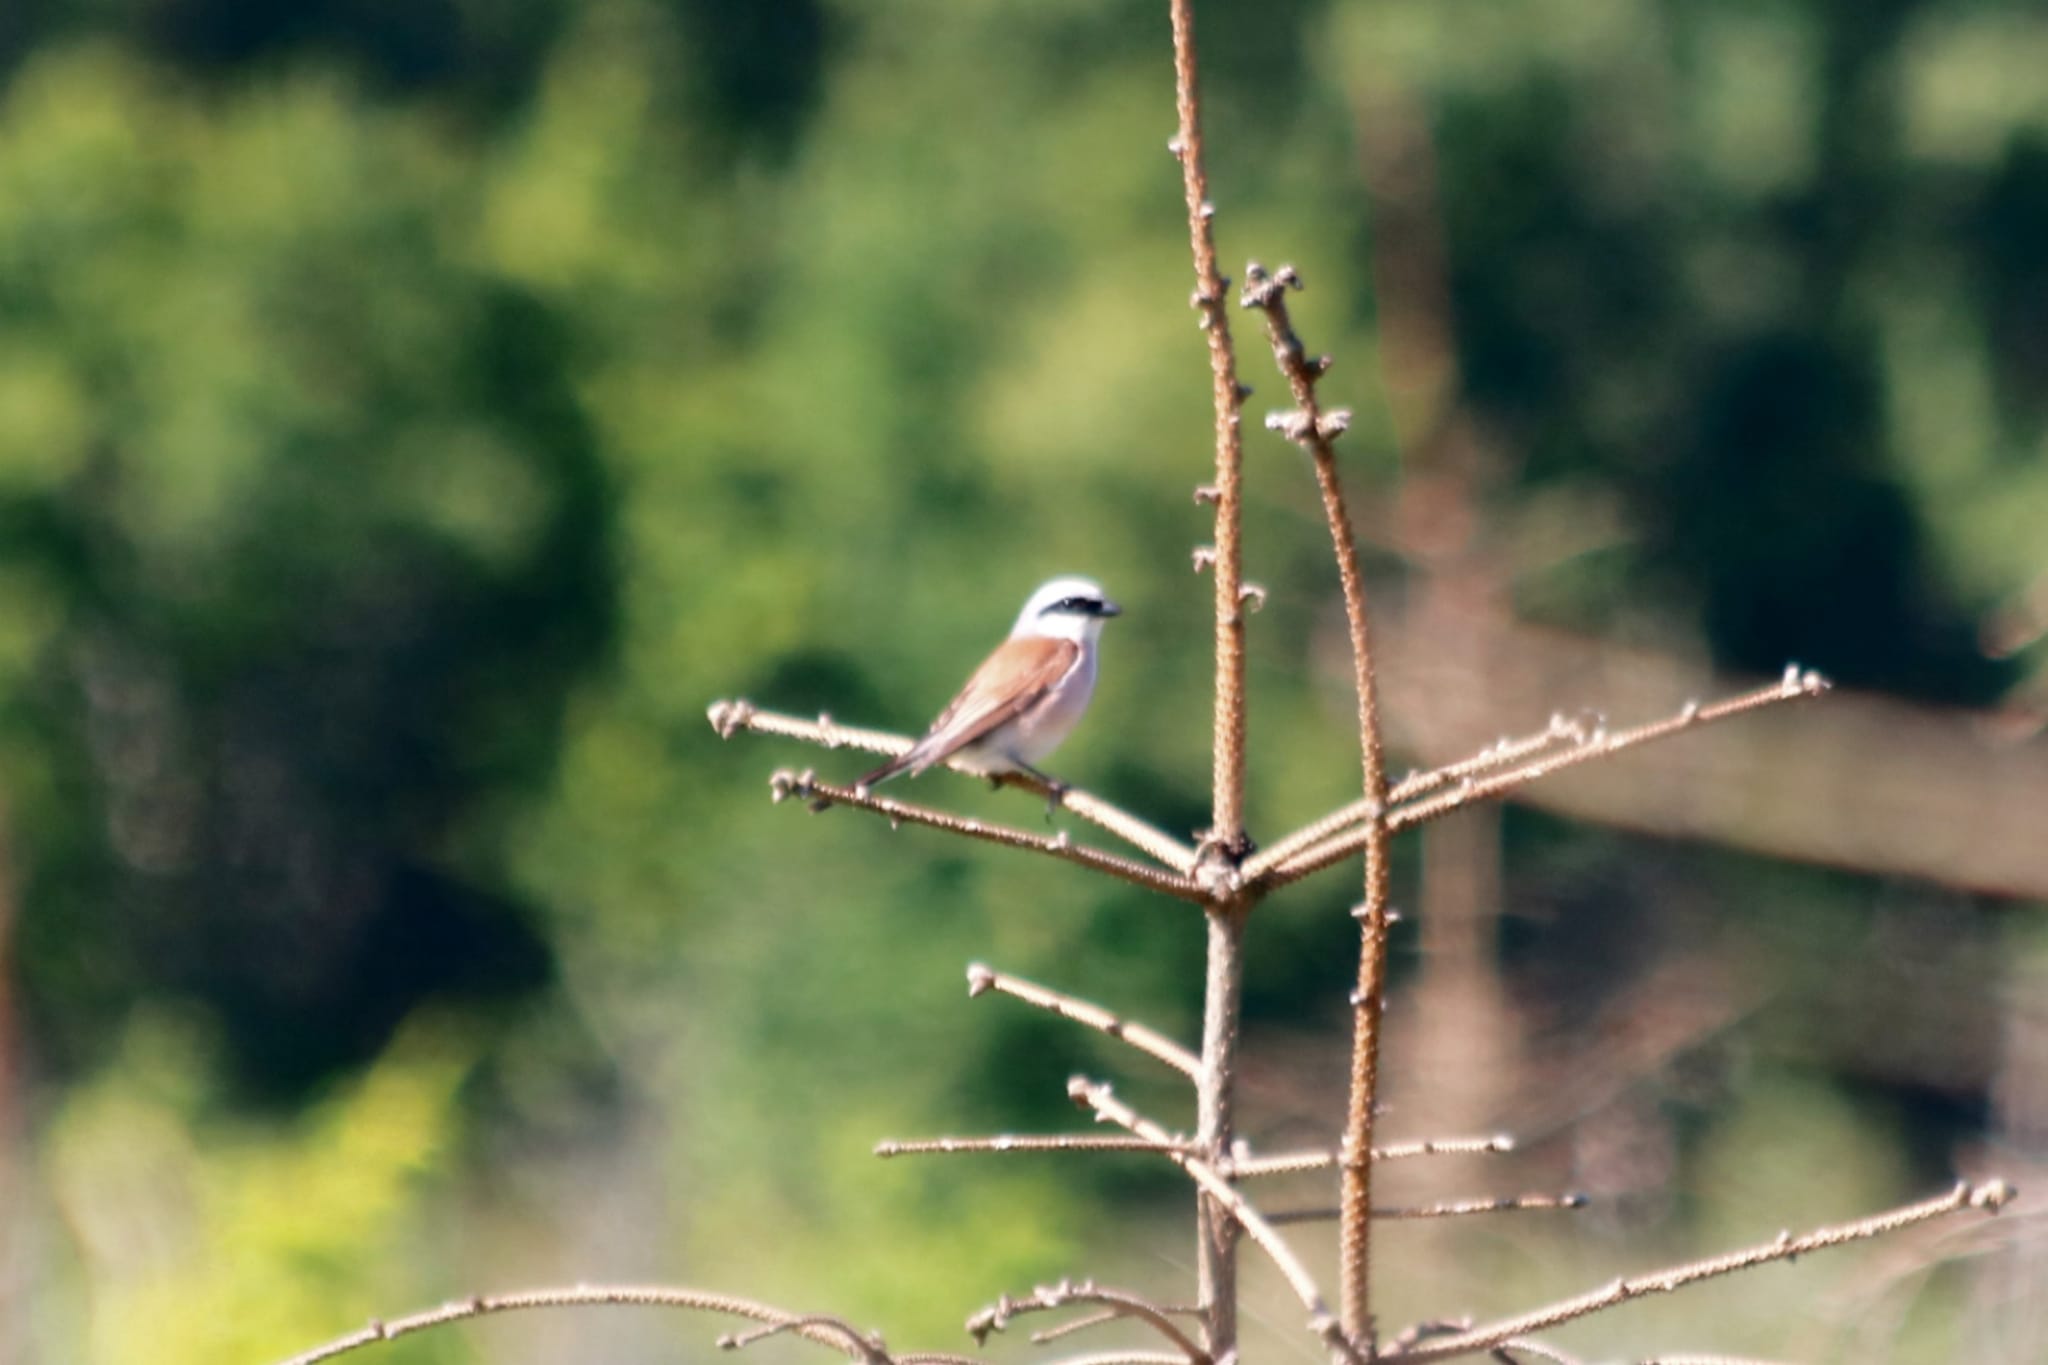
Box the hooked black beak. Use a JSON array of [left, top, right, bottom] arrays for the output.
[[1097, 598, 1123, 617]]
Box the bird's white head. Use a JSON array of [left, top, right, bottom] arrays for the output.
[[1012, 575, 1122, 643]]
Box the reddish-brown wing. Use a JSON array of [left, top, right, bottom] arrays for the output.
[[860, 635, 1079, 786]]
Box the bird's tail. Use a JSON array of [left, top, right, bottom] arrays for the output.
[[856, 741, 932, 792]]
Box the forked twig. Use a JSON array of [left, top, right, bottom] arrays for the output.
[[1259, 670, 1834, 891], [1071, 1077, 1362, 1364], [764, 770, 1205, 904], [271, 1285, 908, 1365], [1380, 1180, 2017, 1363], [967, 964, 1201, 1078], [709, 701, 1199, 873], [1246, 714, 1587, 876], [968, 1278, 1209, 1363]]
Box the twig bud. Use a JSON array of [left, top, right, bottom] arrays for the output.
[[707, 698, 757, 738], [1192, 545, 1217, 573]]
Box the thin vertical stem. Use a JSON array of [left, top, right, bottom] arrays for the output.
[[1315, 444, 1392, 1350], [1244, 267, 1392, 1351], [1195, 905, 1247, 1362], [1168, 0, 1251, 854]]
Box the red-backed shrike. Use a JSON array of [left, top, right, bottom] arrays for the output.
[[858, 575, 1121, 792]]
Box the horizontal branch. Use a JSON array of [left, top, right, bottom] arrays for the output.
[[876, 1134, 1190, 1160], [271, 1284, 902, 1365], [1225, 1134, 1514, 1177], [1260, 670, 1832, 892], [969, 963, 1202, 1078], [709, 700, 1198, 873], [1267, 1192, 1588, 1225], [968, 1278, 1208, 1363], [1381, 1179, 2015, 1363], [765, 769, 1205, 903], [1070, 1077, 1362, 1364]]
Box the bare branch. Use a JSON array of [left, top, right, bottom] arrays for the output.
[[1266, 1192, 1588, 1225], [1030, 1306, 1204, 1347], [1241, 261, 1394, 1347], [271, 1285, 904, 1365], [764, 770, 1205, 904], [876, 1134, 1190, 1160], [1246, 715, 1586, 878], [1193, 905, 1248, 1357], [1491, 1341, 1584, 1365], [968, 1279, 1209, 1363], [967, 963, 1201, 1078], [1260, 671, 1834, 892], [1070, 1076, 1363, 1364], [1389, 1320, 1474, 1353], [1166, 0, 1251, 857], [720, 1316, 890, 1364], [1381, 1179, 2017, 1363], [1225, 1134, 1514, 1177], [708, 701, 1198, 873]]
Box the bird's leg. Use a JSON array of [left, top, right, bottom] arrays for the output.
[[1009, 762, 1069, 820]]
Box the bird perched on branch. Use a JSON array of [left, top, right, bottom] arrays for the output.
[[858, 576, 1121, 793]]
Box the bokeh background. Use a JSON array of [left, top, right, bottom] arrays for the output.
[[1, 0, 2044, 1361]]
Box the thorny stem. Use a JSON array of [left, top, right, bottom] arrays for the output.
[[1380, 1180, 2016, 1363], [1167, 0, 1250, 856], [1244, 262, 1390, 1350]]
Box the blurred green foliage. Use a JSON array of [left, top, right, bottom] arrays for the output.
[[1, 1, 2042, 1362]]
